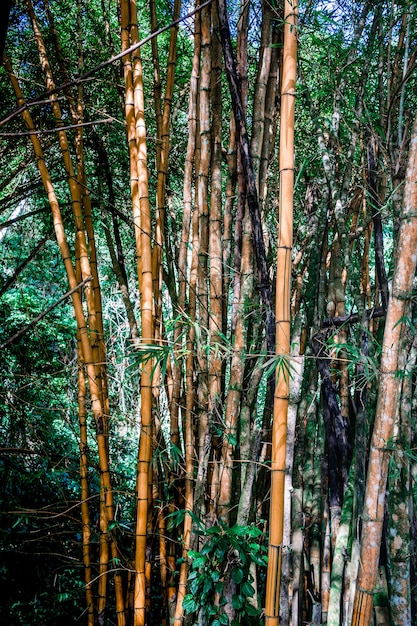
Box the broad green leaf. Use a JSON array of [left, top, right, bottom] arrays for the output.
[[182, 594, 199, 614], [241, 581, 255, 598], [231, 568, 244, 584], [245, 603, 261, 616]]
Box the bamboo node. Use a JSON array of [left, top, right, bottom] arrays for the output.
[[391, 288, 412, 300], [356, 586, 377, 596], [361, 513, 385, 523], [284, 12, 299, 21]]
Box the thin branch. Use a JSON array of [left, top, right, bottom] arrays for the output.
[[0, 118, 115, 137], [0, 276, 93, 349], [0, 230, 52, 297], [0, 448, 44, 455], [320, 306, 385, 329], [0, 206, 48, 229], [0, 0, 214, 128]]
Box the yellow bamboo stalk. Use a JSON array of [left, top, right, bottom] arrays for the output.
[[25, 0, 99, 347], [39, 20, 94, 626], [120, 0, 142, 285], [265, 1, 297, 623], [26, 3, 126, 618], [27, 0, 112, 467], [149, 0, 163, 152], [119, 2, 153, 621], [42, 0, 106, 374], [128, 3, 154, 623], [77, 337, 94, 626]]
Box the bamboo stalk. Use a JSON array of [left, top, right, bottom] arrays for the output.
[[207, 0, 223, 525], [351, 111, 417, 626], [25, 0, 100, 355], [194, 0, 211, 524], [26, 3, 125, 618], [124, 2, 155, 622], [172, 9, 201, 620], [386, 332, 414, 625], [152, 0, 181, 307], [265, 2, 297, 623], [218, 208, 252, 526], [77, 337, 95, 626]]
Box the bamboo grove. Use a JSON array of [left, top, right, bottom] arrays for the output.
[[1, 0, 417, 624]]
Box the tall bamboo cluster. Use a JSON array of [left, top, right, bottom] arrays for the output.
[[2, 0, 417, 624], [4, 0, 125, 621]]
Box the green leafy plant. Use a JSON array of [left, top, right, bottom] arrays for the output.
[[182, 522, 267, 626]]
